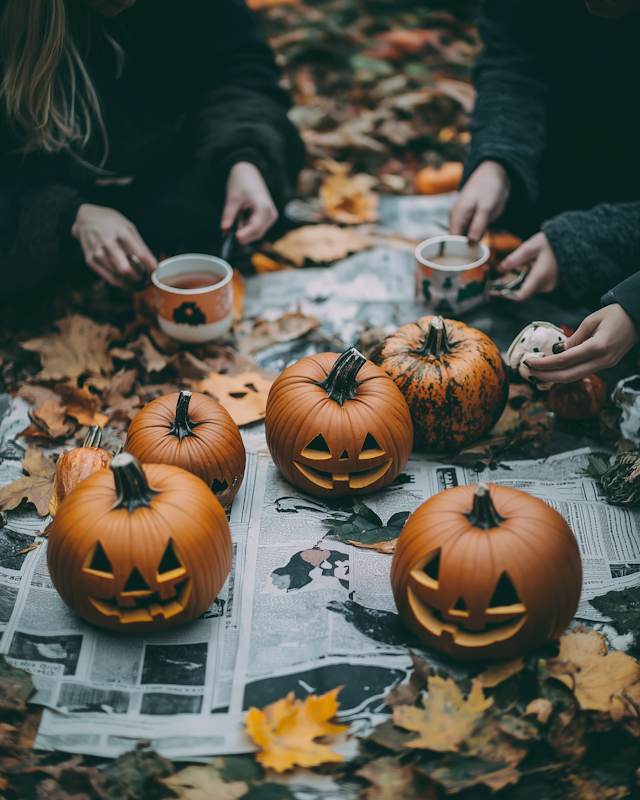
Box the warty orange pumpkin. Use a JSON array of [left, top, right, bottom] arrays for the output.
[[391, 482, 582, 660], [265, 348, 413, 498], [47, 453, 232, 633], [125, 390, 245, 507], [49, 425, 111, 517], [370, 315, 508, 452]]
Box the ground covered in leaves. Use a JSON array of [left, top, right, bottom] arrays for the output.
[[2, 0, 640, 797]]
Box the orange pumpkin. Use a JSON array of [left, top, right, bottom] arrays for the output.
[[126, 390, 245, 507], [391, 483, 582, 660], [265, 348, 413, 498], [547, 374, 607, 420], [415, 162, 463, 195], [49, 426, 111, 517], [47, 453, 232, 633], [370, 316, 508, 452]]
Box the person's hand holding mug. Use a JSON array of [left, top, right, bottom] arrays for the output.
[[525, 304, 640, 383], [221, 161, 278, 245], [449, 160, 511, 242], [72, 203, 157, 287]]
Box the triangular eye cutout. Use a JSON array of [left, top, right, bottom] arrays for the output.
[[359, 433, 386, 459], [123, 568, 150, 593], [424, 550, 440, 582], [301, 434, 331, 459], [158, 540, 183, 574], [87, 542, 113, 575], [488, 573, 521, 608], [211, 478, 229, 494], [453, 596, 467, 612]]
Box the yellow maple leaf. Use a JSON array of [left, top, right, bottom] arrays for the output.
[[318, 158, 379, 225], [244, 687, 349, 772], [392, 676, 492, 752]]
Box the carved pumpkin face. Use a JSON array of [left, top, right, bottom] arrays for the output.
[[265, 349, 413, 498], [391, 483, 582, 660], [47, 455, 232, 633]]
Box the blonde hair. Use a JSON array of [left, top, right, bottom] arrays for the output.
[[0, 0, 124, 164]]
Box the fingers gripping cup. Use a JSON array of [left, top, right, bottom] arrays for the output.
[[152, 254, 234, 344], [415, 235, 491, 316]]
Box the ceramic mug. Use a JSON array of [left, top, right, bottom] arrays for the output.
[[151, 254, 234, 344], [414, 235, 491, 316]]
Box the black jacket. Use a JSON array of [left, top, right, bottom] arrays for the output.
[[462, 0, 640, 322], [0, 0, 304, 290]]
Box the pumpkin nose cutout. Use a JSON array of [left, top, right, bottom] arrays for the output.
[[339, 450, 349, 461], [122, 568, 151, 594]]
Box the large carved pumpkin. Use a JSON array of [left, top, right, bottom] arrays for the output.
[[49, 426, 111, 516], [47, 453, 232, 633], [265, 348, 413, 498], [371, 316, 508, 452], [126, 390, 245, 507], [391, 483, 582, 660]]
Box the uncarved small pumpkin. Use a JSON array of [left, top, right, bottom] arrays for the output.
[[126, 390, 245, 507], [47, 453, 232, 633], [415, 162, 463, 195], [265, 348, 413, 498], [391, 482, 582, 660], [370, 316, 508, 452], [49, 426, 111, 517], [547, 374, 607, 420]]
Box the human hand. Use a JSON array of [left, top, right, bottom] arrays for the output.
[[526, 304, 640, 383], [449, 160, 511, 242], [72, 204, 157, 288], [221, 161, 278, 245], [497, 232, 559, 301]]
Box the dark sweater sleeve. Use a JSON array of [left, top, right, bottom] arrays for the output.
[[188, 0, 304, 208], [601, 272, 640, 325], [462, 0, 548, 207], [542, 200, 640, 303]]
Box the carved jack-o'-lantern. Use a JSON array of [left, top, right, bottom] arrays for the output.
[[265, 348, 413, 497], [391, 483, 582, 660], [47, 453, 232, 633]]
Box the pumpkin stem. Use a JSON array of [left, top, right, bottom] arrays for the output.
[[169, 390, 203, 442], [414, 316, 450, 357], [83, 425, 102, 448], [466, 483, 505, 530], [316, 348, 366, 406], [111, 453, 160, 513]]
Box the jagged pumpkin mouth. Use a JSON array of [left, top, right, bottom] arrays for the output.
[[89, 578, 192, 624], [407, 586, 527, 647], [294, 460, 392, 490]]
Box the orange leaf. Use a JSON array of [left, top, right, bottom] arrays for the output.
[[18, 399, 74, 440], [251, 253, 290, 274], [318, 159, 379, 225], [55, 382, 108, 428], [232, 269, 246, 323], [198, 372, 273, 426], [245, 687, 349, 772]]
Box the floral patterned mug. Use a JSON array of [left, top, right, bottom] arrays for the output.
[[151, 254, 234, 344]]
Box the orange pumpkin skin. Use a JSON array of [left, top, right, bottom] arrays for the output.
[[547, 374, 606, 420], [47, 455, 232, 633], [415, 162, 463, 195], [370, 316, 508, 452], [50, 426, 111, 517], [126, 391, 245, 507], [265, 349, 413, 498], [390, 483, 582, 660]]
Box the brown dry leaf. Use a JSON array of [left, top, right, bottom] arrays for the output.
[[0, 446, 56, 516], [16, 384, 61, 408], [564, 774, 630, 800], [318, 159, 379, 224], [246, 0, 297, 9], [55, 382, 109, 428], [232, 269, 246, 323], [127, 333, 172, 373], [356, 756, 431, 800], [21, 314, 117, 380], [252, 253, 291, 274], [162, 762, 248, 800], [524, 698, 553, 725], [103, 368, 138, 407], [272, 224, 370, 267], [479, 657, 525, 689], [198, 372, 273, 426], [544, 627, 640, 718], [384, 655, 432, 708], [348, 538, 397, 554], [148, 325, 181, 355], [245, 687, 348, 772], [18, 399, 74, 440], [236, 311, 319, 357], [201, 345, 265, 377], [36, 755, 109, 800], [0, 655, 34, 714], [392, 676, 492, 752]]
